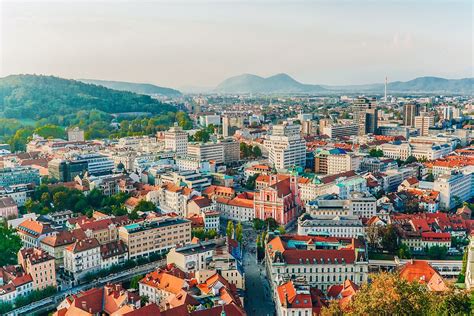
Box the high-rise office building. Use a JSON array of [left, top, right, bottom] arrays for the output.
[[414, 112, 435, 136], [365, 108, 378, 134], [265, 122, 306, 170], [352, 97, 377, 135], [403, 103, 420, 127], [164, 123, 188, 156], [48, 159, 88, 182], [442, 106, 453, 121], [222, 116, 230, 138]]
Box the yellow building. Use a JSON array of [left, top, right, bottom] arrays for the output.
[[18, 247, 57, 290], [119, 216, 191, 259]]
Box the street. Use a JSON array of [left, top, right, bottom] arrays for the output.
[[243, 227, 275, 316]]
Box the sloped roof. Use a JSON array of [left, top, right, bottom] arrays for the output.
[[399, 260, 447, 291]]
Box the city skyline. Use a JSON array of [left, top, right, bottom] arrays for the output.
[[1, 0, 472, 89]]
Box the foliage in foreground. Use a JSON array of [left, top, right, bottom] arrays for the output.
[[321, 272, 472, 316]]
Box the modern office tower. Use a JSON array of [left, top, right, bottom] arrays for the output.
[[301, 120, 314, 136], [403, 103, 420, 127], [322, 124, 359, 139], [48, 159, 88, 182], [164, 123, 188, 156], [414, 112, 435, 136], [433, 169, 474, 210], [0, 166, 41, 187], [365, 108, 378, 134], [442, 106, 454, 121], [222, 115, 230, 138], [220, 139, 240, 163], [352, 97, 377, 135], [378, 125, 410, 139], [187, 142, 224, 163], [265, 122, 306, 170], [72, 153, 115, 176]]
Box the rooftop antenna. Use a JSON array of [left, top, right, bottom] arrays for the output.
[[384, 76, 388, 103]]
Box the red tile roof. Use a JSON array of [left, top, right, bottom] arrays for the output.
[[78, 218, 114, 231], [399, 260, 447, 291], [282, 249, 356, 264], [65, 238, 100, 253], [41, 231, 76, 247], [123, 304, 162, 316]]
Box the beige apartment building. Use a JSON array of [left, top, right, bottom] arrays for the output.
[[414, 112, 435, 136], [40, 230, 77, 267], [118, 217, 191, 259], [18, 248, 57, 290], [327, 153, 360, 175], [78, 218, 119, 245]]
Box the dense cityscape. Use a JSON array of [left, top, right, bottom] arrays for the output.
[[1, 1, 473, 315], [0, 76, 473, 315]]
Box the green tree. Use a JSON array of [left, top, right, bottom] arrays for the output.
[[425, 173, 435, 182], [427, 245, 447, 260], [252, 145, 262, 157], [381, 224, 399, 253], [53, 191, 68, 210], [0, 224, 22, 266], [405, 155, 418, 164], [245, 174, 258, 190], [192, 129, 210, 142], [252, 218, 265, 231], [226, 221, 234, 239], [369, 148, 384, 157], [340, 272, 432, 315], [130, 274, 143, 289], [398, 243, 412, 259], [235, 222, 243, 244], [457, 250, 468, 283], [140, 295, 149, 306], [34, 124, 65, 139], [133, 200, 156, 213], [264, 217, 279, 231], [428, 285, 471, 315], [277, 226, 286, 235], [129, 209, 140, 220]]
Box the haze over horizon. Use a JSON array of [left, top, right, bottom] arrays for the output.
[[1, 0, 472, 89]]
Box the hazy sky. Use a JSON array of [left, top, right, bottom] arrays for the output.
[[1, 0, 472, 89]]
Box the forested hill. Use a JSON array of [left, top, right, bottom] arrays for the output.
[[79, 79, 182, 97], [0, 74, 177, 120]]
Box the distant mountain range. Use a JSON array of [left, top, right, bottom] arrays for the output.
[[214, 73, 473, 95], [79, 79, 182, 97], [215, 73, 326, 94]]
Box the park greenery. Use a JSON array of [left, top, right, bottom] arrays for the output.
[[23, 185, 131, 218]]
